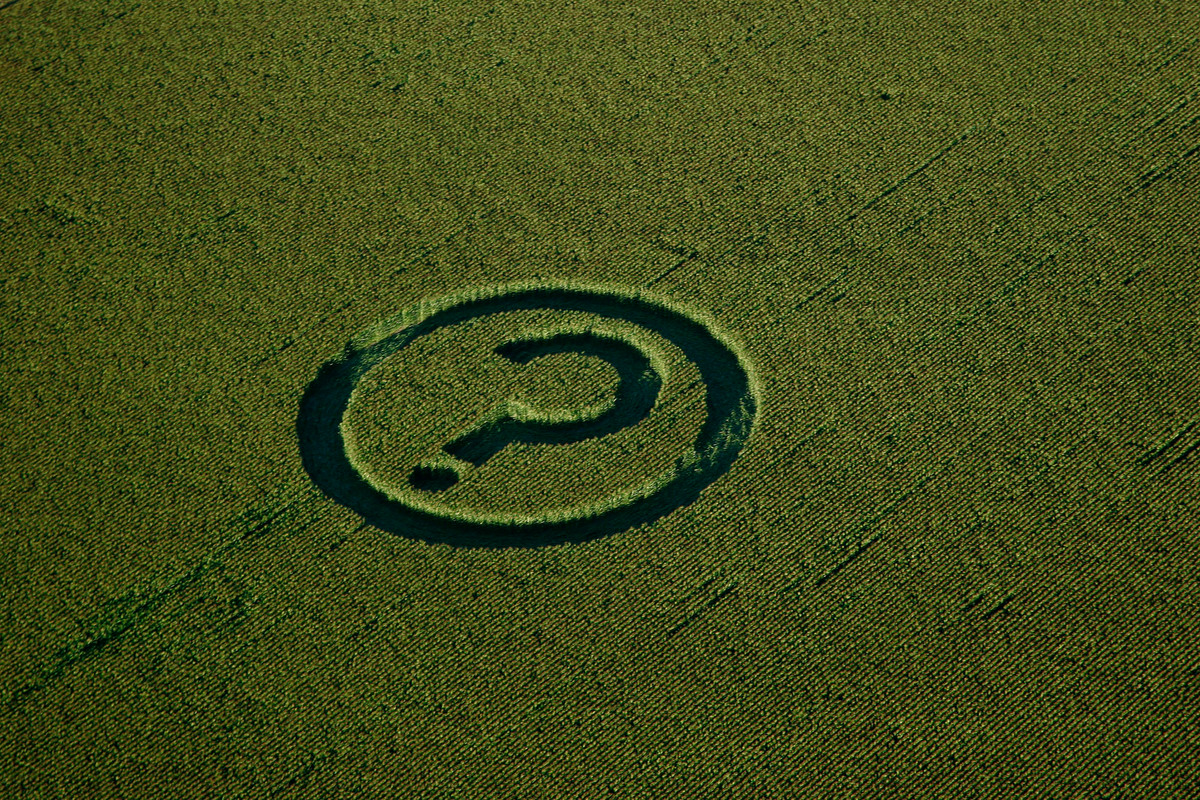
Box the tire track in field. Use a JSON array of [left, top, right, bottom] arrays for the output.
[[642, 147, 1173, 561], [259, 34, 1200, 658], [20, 22, 1195, 386], [1141, 418, 1200, 478], [849, 372, 1200, 739], [1, 219, 464, 702], [710, 95, 1184, 455], [249, 228, 469, 368], [668, 260, 1152, 634], [933, 417, 1200, 643], [828, 39, 1190, 301], [666, 577, 739, 640], [4, 483, 323, 709]]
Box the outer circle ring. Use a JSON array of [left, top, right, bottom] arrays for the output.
[[297, 282, 759, 548]]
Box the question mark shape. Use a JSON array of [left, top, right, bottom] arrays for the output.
[[409, 329, 664, 492]]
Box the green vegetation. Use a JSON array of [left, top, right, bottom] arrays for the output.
[[2, 1, 1198, 797]]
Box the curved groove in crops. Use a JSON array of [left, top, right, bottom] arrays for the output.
[[440, 329, 665, 468]]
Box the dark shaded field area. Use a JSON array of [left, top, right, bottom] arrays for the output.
[[2, 0, 1198, 796]]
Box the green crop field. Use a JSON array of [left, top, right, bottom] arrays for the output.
[[2, 0, 1199, 796]]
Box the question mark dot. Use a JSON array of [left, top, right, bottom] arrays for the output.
[[409, 462, 461, 493]]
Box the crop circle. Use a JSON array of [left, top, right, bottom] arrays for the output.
[[297, 282, 759, 547]]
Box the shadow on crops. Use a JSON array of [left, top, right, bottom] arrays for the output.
[[296, 285, 757, 548], [441, 331, 661, 469]]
